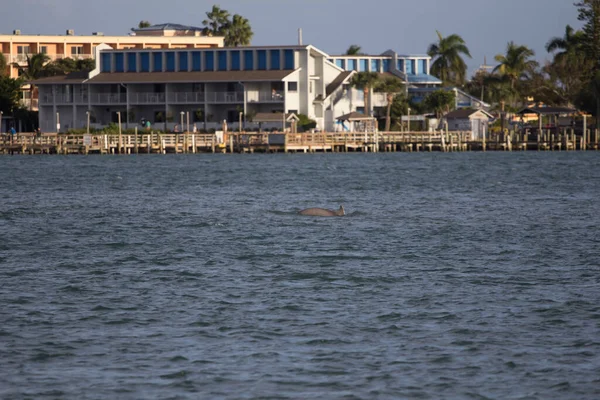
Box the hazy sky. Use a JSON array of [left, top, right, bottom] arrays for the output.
[[2, 0, 581, 76]]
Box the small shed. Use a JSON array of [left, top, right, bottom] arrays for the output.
[[253, 112, 299, 132], [444, 108, 493, 140], [516, 106, 578, 133]]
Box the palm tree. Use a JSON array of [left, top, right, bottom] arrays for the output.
[[374, 76, 404, 131], [202, 5, 230, 36], [345, 45, 362, 55], [546, 25, 585, 63], [12, 53, 50, 110], [350, 72, 380, 116], [223, 14, 253, 46], [494, 42, 538, 90], [427, 31, 471, 86]]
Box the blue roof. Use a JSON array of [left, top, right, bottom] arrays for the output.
[[407, 74, 441, 84]]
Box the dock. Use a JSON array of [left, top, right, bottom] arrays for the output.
[[1, 129, 599, 155]]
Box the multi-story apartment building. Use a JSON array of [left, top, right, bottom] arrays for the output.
[[34, 42, 487, 133], [0, 24, 224, 109]]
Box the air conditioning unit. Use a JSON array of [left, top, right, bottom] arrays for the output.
[[66, 29, 75, 35], [92, 32, 104, 36], [13, 29, 21, 35]]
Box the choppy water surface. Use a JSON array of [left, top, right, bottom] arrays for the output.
[[1, 153, 599, 399]]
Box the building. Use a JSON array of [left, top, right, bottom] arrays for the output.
[[444, 108, 494, 139], [0, 24, 224, 109], [34, 42, 488, 133]]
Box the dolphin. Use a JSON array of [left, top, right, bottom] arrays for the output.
[[299, 205, 345, 217]]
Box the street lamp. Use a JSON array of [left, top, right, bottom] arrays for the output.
[[186, 111, 190, 134], [180, 111, 184, 133], [407, 107, 411, 132], [56, 112, 60, 133], [0, 110, 3, 134], [86, 111, 90, 134]]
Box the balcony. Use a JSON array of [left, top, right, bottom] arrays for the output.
[[10, 53, 94, 64], [130, 92, 167, 104], [247, 90, 284, 103]]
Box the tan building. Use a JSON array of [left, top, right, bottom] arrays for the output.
[[1, 24, 224, 109]]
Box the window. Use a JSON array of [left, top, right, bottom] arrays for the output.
[[166, 52, 175, 72], [244, 50, 253, 70], [39, 46, 48, 54], [419, 59, 427, 74], [140, 52, 150, 72], [284, 49, 294, 69], [178, 52, 188, 71], [101, 53, 111, 72], [71, 46, 83, 55], [309, 81, 313, 93], [127, 53, 136, 72], [231, 51, 240, 70], [287, 82, 298, 91], [335, 59, 345, 69], [205, 51, 214, 70], [406, 60, 415, 75], [382, 59, 390, 72], [17, 45, 30, 54], [114, 53, 124, 72], [152, 52, 163, 72], [397, 59, 404, 72], [371, 59, 380, 72], [218, 51, 227, 71], [257, 50, 267, 70], [192, 51, 201, 71], [270, 49, 280, 69], [347, 59, 356, 71], [359, 59, 368, 72]]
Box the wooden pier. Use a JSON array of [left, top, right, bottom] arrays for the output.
[[1, 129, 599, 155]]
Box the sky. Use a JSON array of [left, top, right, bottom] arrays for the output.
[[2, 0, 581, 76]]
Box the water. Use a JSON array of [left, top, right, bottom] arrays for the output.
[[1, 153, 599, 399]]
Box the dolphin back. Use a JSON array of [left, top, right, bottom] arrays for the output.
[[299, 205, 345, 217]]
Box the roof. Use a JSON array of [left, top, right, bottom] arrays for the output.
[[407, 74, 442, 84], [336, 111, 375, 121], [32, 73, 89, 84], [34, 70, 295, 85], [517, 106, 578, 115], [253, 112, 299, 122], [133, 23, 204, 32], [325, 71, 354, 97], [445, 108, 493, 119]]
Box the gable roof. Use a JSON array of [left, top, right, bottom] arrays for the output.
[[517, 106, 577, 115], [336, 111, 375, 121], [445, 108, 493, 119], [325, 71, 354, 97]]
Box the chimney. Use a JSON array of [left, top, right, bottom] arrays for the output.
[[66, 29, 74, 35], [298, 28, 302, 46], [13, 29, 21, 35]]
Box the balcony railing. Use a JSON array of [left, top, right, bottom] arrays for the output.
[[10, 53, 94, 64], [38, 91, 284, 105]]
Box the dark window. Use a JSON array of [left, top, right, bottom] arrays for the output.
[[153, 52, 163, 72], [140, 53, 150, 72], [114, 53, 124, 72], [166, 52, 175, 72], [127, 53, 136, 72], [284, 49, 294, 69], [287, 82, 298, 91], [257, 50, 267, 70], [270, 50, 280, 69], [205, 51, 214, 70], [231, 51, 240, 71], [192, 51, 201, 71], [218, 51, 227, 71], [244, 50, 253, 70], [178, 52, 188, 71], [101, 53, 111, 72]]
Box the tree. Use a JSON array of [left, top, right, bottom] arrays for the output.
[[345, 45, 362, 55], [202, 5, 230, 36], [427, 31, 471, 86], [42, 57, 96, 77], [389, 93, 410, 130], [374, 76, 404, 131], [138, 20, 151, 29], [546, 25, 585, 63], [350, 72, 380, 116], [223, 14, 253, 46], [493, 42, 538, 107], [423, 89, 456, 118], [575, 0, 600, 126], [12, 53, 50, 110], [0, 53, 8, 77], [0, 76, 23, 114]]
